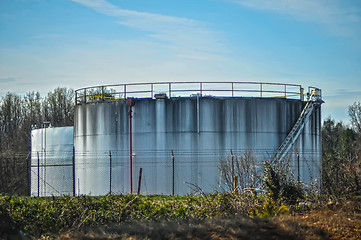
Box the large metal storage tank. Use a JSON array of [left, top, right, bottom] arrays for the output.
[[31, 126, 74, 196], [74, 82, 322, 195]]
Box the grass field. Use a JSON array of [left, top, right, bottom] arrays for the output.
[[1, 193, 360, 239]]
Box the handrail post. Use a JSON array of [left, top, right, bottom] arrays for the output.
[[124, 84, 127, 99], [151, 83, 154, 98], [260, 83, 263, 97], [300, 87, 304, 101], [169, 82, 171, 98], [102, 86, 105, 101], [200, 82, 203, 96], [84, 89, 87, 103], [284, 85, 287, 98], [231, 83, 234, 97]]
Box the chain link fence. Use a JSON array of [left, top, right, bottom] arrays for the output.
[[0, 148, 322, 196]]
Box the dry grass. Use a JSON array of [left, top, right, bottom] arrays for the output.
[[55, 200, 361, 240], [275, 199, 361, 240], [2, 195, 361, 240], [57, 217, 296, 240]]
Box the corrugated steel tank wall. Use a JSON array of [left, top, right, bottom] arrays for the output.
[[31, 127, 74, 196], [74, 97, 321, 195]]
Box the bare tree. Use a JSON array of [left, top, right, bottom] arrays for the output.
[[219, 150, 261, 192], [348, 101, 361, 134], [0, 93, 25, 151], [322, 116, 361, 196], [43, 87, 74, 127], [0, 88, 75, 195]]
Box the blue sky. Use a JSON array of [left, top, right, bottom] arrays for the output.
[[0, 0, 360, 122]]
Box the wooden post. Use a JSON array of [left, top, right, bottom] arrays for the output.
[[233, 176, 238, 193]]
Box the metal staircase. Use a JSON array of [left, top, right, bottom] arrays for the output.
[[271, 88, 322, 162]]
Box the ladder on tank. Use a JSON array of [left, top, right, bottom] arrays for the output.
[[271, 88, 322, 162]]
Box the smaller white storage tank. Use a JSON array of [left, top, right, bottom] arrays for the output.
[[31, 126, 74, 196]]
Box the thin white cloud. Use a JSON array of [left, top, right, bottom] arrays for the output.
[[229, 0, 361, 36], [0, 77, 15, 83], [70, 0, 226, 58]]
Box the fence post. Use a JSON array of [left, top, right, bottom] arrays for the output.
[[137, 168, 142, 195], [72, 147, 76, 196], [37, 151, 40, 197], [296, 149, 300, 183], [27, 151, 31, 196], [109, 150, 112, 194], [172, 150, 175, 195], [233, 176, 239, 193], [78, 178, 80, 196], [231, 149, 234, 179]]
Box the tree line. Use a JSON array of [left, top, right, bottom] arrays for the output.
[[0, 87, 74, 195], [322, 101, 361, 196]]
